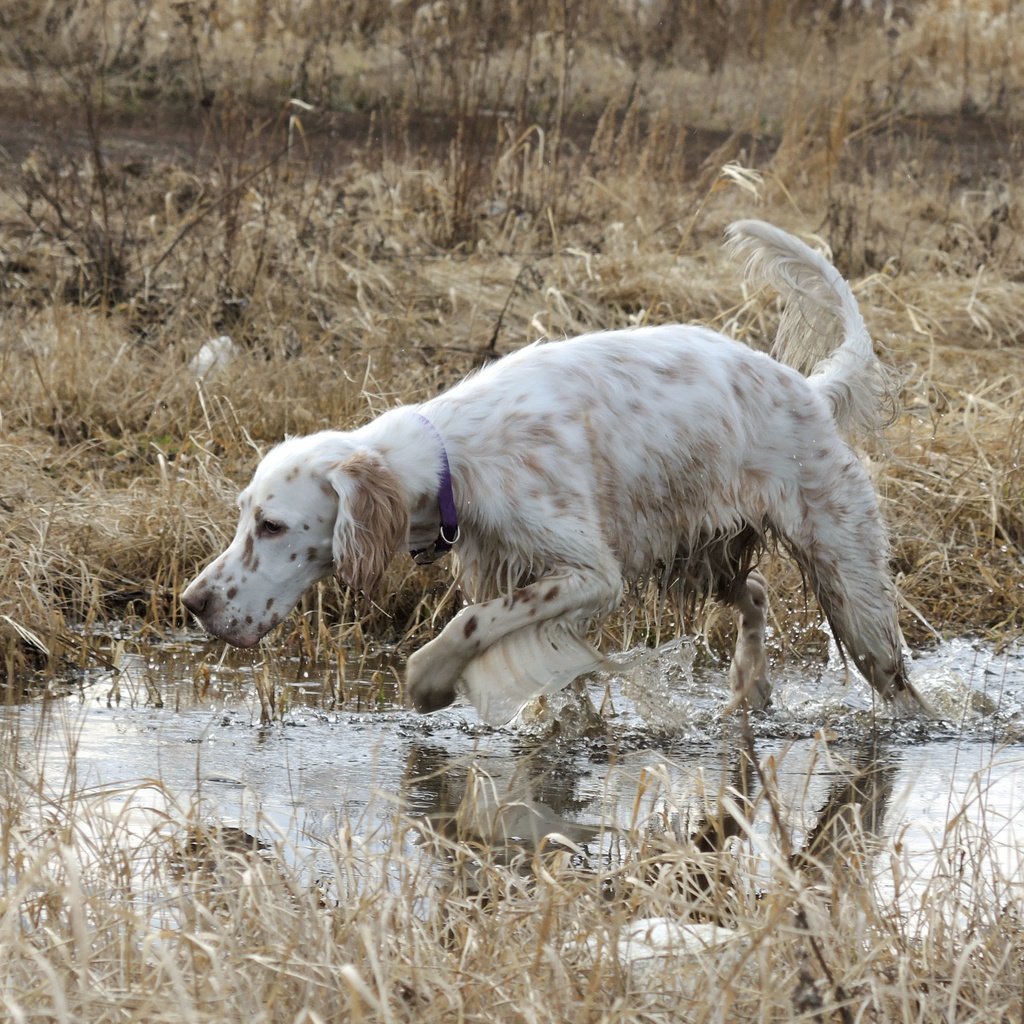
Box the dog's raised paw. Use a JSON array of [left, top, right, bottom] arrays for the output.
[[405, 647, 458, 713]]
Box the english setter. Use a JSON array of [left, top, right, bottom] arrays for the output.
[[182, 221, 924, 724]]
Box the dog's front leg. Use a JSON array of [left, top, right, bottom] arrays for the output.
[[406, 571, 619, 713]]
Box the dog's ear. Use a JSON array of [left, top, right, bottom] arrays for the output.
[[325, 451, 409, 594]]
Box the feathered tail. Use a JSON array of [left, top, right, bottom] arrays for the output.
[[726, 220, 928, 714], [725, 220, 896, 437]]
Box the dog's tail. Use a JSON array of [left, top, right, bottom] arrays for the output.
[[725, 220, 895, 437]]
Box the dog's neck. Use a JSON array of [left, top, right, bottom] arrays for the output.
[[354, 407, 459, 553], [409, 413, 459, 562]]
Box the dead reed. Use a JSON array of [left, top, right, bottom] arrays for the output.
[[1, 0, 1022, 680], [1, 712, 1022, 1023], [0, 5, 1023, 1019]]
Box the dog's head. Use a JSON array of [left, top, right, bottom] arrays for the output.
[[182, 434, 409, 647]]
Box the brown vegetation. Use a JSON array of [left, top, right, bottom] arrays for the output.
[[0, 4, 1022, 1016], [2, 0, 1022, 681]]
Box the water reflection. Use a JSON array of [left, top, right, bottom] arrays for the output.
[[400, 726, 908, 930], [791, 740, 898, 878], [1, 635, 1021, 915], [406, 743, 600, 852]]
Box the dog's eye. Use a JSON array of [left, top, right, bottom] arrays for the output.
[[260, 519, 286, 536]]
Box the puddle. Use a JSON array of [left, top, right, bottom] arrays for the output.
[[3, 635, 1024, 910]]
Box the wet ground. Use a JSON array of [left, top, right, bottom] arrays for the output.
[[1, 94, 1019, 194], [5, 635, 1024, 906]]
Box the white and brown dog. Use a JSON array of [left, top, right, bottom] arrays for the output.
[[182, 221, 923, 724]]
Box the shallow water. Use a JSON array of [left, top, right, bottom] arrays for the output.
[[5, 634, 1024, 900]]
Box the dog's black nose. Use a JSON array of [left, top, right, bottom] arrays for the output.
[[182, 590, 208, 616]]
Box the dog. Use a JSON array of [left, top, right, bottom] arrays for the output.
[[182, 220, 924, 724]]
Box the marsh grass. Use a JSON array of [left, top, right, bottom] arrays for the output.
[[2, 706, 1023, 1023], [0, 0, 1021, 675], [1, 3, 1024, 1017]]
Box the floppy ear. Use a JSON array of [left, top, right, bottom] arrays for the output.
[[325, 451, 409, 594]]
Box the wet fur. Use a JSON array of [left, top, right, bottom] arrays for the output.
[[182, 220, 924, 724]]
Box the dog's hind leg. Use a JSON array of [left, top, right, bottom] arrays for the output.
[[809, 556, 923, 710], [725, 570, 773, 711], [777, 455, 927, 711]]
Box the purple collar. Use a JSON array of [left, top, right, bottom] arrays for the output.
[[411, 413, 460, 564]]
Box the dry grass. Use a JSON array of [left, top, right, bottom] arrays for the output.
[[1, 713, 1023, 1023], [0, 3, 1023, 1017], [1, 0, 1022, 670]]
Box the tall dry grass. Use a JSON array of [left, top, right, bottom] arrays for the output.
[[1, 0, 1023, 678], [0, 1, 1021, 687], [1, 711, 1022, 1022], [0, 5, 1023, 1020]]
